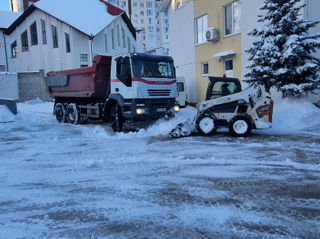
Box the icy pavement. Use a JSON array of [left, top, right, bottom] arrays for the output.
[[0, 101, 320, 239]]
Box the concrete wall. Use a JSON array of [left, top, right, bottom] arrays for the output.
[[17, 71, 50, 102], [167, 1, 196, 103], [0, 72, 19, 100]]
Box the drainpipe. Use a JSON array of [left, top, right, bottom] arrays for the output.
[[3, 33, 9, 72], [89, 34, 94, 64]]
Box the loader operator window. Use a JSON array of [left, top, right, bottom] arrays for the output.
[[209, 81, 239, 99], [132, 60, 175, 78]]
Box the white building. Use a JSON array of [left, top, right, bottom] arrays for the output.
[[0, 11, 21, 71], [160, 0, 196, 103], [107, 0, 169, 54], [4, 0, 136, 74]]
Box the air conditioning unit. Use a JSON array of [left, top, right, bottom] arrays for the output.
[[206, 27, 219, 42]]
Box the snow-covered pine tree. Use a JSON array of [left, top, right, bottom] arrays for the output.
[[245, 0, 320, 96]]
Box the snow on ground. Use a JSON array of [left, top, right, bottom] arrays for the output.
[[0, 99, 320, 238], [0, 105, 15, 123]]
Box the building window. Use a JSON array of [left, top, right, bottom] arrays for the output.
[[195, 14, 208, 45], [51, 25, 58, 48], [30, 21, 38, 45], [140, 3, 144, 7], [146, 1, 152, 8], [41, 19, 47, 44], [122, 28, 126, 48], [133, 2, 137, 7], [21, 30, 29, 52], [111, 28, 115, 49], [224, 58, 233, 71], [104, 34, 108, 52], [201, 62, 209, 76], [80, 54, 88, 62], [140, 11, 144, 16], [223, 1, 241, 36], [147, 26, 154, 32], [65, 33, 71, 53], [11, 41, 18, 58], [146, 10, 153, 16], [117, 25, 120, 47], [224, 58, 234, 77], [175, 0, 185, 9]]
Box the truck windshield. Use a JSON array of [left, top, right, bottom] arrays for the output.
[[132, 60, 175, 78]]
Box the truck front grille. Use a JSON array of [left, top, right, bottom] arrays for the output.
[[148, 89, 171, 97]]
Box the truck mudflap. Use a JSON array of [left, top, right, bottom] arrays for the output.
[[121, 98, 178, 121]]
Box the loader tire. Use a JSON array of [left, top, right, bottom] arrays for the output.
[[195, 113, 216, 135], [110, 103, 123, 132], [229, 115, 252, 137]]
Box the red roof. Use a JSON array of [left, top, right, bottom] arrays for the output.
[[99, 0, 124, 16]]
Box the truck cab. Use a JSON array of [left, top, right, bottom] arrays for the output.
[[109, 53, 179, 122]]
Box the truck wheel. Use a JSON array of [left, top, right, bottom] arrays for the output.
[[110, 104, 123, 132], [195, 113, 216, 135], [54, 103, 66, 123], [229, 116, 252, 137], [67, 103, 79, 124]]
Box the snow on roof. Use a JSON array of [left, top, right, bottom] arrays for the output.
[[34, 0, 124, 36], [213, 51, 236, 58], [0, 11, 21, 29]]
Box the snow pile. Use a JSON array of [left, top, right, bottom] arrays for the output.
[[117, 107, 197, 139], [0, 105, 16, 122], [272, 98, 320, 132]]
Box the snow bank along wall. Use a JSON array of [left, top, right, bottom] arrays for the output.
[[18, 71, 50, 102]]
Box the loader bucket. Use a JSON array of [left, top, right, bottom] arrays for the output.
[[169, 119, 195, 138]]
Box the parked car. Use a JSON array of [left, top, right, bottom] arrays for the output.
[[176, 77, 188, 107]]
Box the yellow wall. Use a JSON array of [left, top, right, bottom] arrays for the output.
[[194, 0, 242, 102]]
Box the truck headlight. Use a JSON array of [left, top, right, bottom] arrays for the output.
[[136, 108, 146, 115], [173, 105, 180, 112]]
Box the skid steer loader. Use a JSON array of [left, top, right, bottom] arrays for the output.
[[170, 76, 273, 138]]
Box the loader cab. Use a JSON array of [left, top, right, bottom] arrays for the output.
[[206, 76, 241, 100]]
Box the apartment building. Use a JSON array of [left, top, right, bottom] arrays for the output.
[[106, 0, 169, 53], [162, 0, 320, 103], [161, 0, 241, 102], [9, 0, 38, 12], [160, 0, 196, 103]]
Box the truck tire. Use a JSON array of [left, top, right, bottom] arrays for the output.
[[195, 113, 216, 135], [67, 103, 79, 125], [54, 103, 66, 123], [229, 115, 252, 137], [110, 103, 123, 132]]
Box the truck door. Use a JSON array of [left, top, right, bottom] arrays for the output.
[[116, 57, 132, 87]]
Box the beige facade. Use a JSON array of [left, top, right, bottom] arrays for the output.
[[194, 0, 242, 101]]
